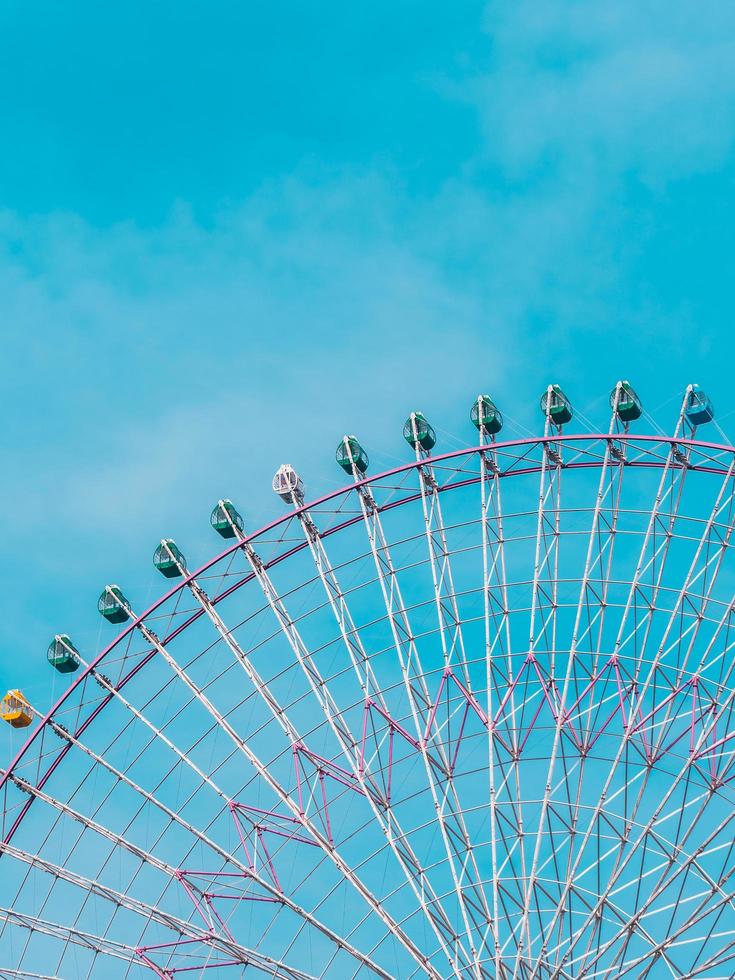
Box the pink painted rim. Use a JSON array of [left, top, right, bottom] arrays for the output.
[[2, 431, 733, 845]]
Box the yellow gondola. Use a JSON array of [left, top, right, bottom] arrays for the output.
[[1, 689, 33, 728]]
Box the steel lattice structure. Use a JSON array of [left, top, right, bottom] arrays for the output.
[[3, 385, 735, 979]]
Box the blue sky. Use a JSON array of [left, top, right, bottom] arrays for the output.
[[2, 0, 735, 710]]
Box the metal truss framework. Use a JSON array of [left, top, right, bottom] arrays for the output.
[[3, 424, 735, 978]]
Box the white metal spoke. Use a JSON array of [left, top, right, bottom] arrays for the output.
[[281, 487, 477, 976], [511, 397, 572, 977], [342, 445, 504, 965], [0, 906, 148, 972], [126, 604, 434, 978], [538, 402, 735, 977], [404, 421, 498, 971], [179, 526, 462, 976], [8, 700, 388, 979], [478, 416, 521, 979], [0, 840, 289, 974], [5, 414, 735, 978], [522, 393, 640, 973]]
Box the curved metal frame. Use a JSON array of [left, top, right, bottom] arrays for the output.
[[3, 432, 734, 839], [4, 429, 735, 979]]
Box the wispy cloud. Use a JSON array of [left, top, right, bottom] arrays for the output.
[[471, 2, 735, 179], [418, 1, 735, 370], [2, 1, 735, 669], [0, 176, 500, 563]]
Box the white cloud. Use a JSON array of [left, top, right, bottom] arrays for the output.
[[4, 2, 735, 567], [472, 1, 735, 180], [0, 175, 502, 573]]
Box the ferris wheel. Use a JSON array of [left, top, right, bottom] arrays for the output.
[[3, 381, 735, 979]]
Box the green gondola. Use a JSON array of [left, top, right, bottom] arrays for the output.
[[336, 436, 369, 474], [210, 499, 244, 539], [403, 411, 436, 451], [98, 585, 131, 624], [685, 385, 714, 426], [610, 381, 642, 422], [47, 634, 80, 674], [540, 385, 573, 425], [470, 394, 503, 435], [153, 539, 187, 578]]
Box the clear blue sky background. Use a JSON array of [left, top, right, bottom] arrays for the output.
[[2, 1, 735, 715]]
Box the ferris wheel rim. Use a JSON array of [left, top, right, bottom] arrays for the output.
[[3, 420, 735, 978], [3, 428, 734, 847]]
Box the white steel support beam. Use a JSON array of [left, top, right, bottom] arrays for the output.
[[0, 840, 279, 972], [523, 391, 629, 974], [558, 575, 735, 976], [269, 482, 479, 977], [122, 601, 432, 979], [42, 650, 399, 979], [335, 437, 502, 970], [535, 597, 735, 974], [0, 906, 145, 972], [18, 696, 390, 980], [165, 536, 462, 978], [402, 417, 501, 971], [3, 783, 316, 980], [478, 411, 515, 980], [538, 390, 729, 978], [511, 391, 571, 977]]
